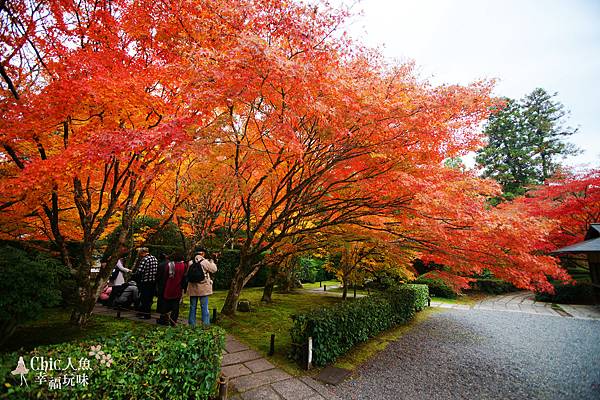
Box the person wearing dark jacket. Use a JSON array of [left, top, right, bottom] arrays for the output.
[[113, 281, 140, 308], [156, 253, 186, 326], [156, 253, 169, 317], [133, 247, 158, 319]]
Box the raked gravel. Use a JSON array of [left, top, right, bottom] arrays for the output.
[[332, 309, 600, 400]]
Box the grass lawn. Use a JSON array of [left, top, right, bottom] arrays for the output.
[[2, 289, 344, 376], [2, 286, 446, 376], [1, 308, 150, 354], [300, 280, 340, 290], [326, 286, 371, 296]]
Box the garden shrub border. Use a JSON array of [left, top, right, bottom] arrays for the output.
[[414, 274, 458, 299], [535, 281, 595, 304], [1, 325, 225, 400], [470, 278, 517, 294], [289, 284, 429, 367]]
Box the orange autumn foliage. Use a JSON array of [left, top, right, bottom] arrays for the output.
[[0, 0, 568, 321]]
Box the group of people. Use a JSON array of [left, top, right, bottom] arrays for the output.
[[100, 247, 218, 327]]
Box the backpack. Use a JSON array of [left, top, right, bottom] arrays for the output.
[[186, 259, 205, 283], [109, 266, 120, 281]]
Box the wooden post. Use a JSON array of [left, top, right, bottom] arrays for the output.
[[218, 375, 228, 400], [324, 285, 326, 291], [268, 334, 275, 356], [212, 308, 217, 323]]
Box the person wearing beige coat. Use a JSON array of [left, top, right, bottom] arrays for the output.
[[187, 251, 218, 327]]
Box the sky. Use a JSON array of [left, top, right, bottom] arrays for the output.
[[336, 0, 600, 169]]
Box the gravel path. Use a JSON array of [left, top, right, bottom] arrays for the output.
[[332, 309, 600, 400]]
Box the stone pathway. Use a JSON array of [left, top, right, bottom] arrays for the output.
[[430, 291, 600, 319], [222, 336, 341, 400], [92, 304, 340, 400]]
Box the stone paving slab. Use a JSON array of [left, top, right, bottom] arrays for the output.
[[231, 368, 292, 392], [430, 291, 600, 320], [222, 363, 253, 379], [222, 349, 263, 366], [244, 358, 276, 373], [271, 378, 318, 400], [241, 385, 282, 400], [226, 340, 250, 353]]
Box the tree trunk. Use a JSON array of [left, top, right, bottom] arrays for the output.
[[342, 275, 348, 300], [261, 266, 276, 303], [222, 252, 250, 316], [69, 294, 96, 326], [279, 268, 293, 293], [222, 269, 245, 316]]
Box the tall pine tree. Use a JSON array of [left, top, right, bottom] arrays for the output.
[[476, 88, 579, 198]]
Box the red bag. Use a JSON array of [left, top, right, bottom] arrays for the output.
[[99, 285, 112, 301]]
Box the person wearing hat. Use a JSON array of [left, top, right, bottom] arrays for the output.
[[187, 249, 218, 327]]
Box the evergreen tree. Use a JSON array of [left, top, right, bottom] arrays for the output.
[[522, 88, 579, 181], [476, 88, 579, 198]]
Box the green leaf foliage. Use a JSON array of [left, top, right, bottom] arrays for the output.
[[0, 245, 66, 342], [470, 278, 517, 294], [289, 284, 428, 367], [210, 249, 267, 290], [476, 88, 579, 198], [414, 274, 458, 299], [1, 325, 225, 399], [535, 281, 595, 304]]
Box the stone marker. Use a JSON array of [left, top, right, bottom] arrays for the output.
[[237, 300, 251, 312]]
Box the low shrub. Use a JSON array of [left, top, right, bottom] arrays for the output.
[[289, 284, 428, 367], [385, 284, 429, 313], [210, 250, 267, 290], [414, 275, 457, 299], [470, 279, 517, 294], [535, 281, 595, 304], [0, 245, 67, 346], [1, 325, 225, 399]]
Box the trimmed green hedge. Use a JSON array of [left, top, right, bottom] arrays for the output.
[[289, 284, 428, 367], [1, 326, 225, 399], [414, 275, 457, 299], [386, 284, 429, 313]]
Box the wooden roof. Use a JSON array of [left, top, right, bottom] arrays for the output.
[[552, 224, 600, 254]]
